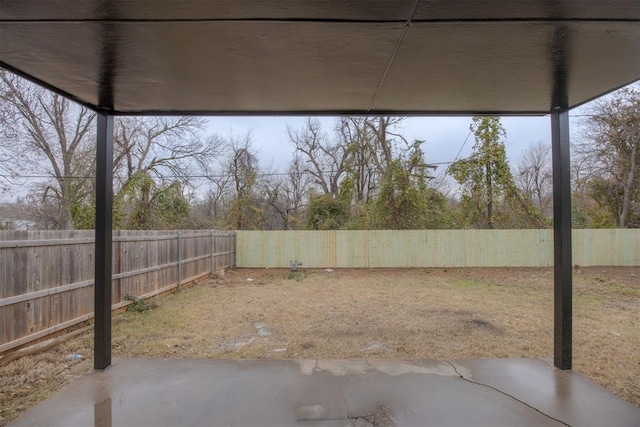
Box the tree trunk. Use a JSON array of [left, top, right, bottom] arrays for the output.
[[58, 181, 75, 230], [486, 162, 493, 229], [619, 140, 637, 228]]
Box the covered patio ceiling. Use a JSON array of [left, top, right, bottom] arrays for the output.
[[1, 0, 639, 115]]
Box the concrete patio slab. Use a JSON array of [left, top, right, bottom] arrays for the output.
[[10, 358, 639, 427]]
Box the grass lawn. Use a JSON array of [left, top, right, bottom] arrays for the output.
[[1, 267, 639, 425]]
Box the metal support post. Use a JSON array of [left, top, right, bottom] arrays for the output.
[[551, 108, 572, 370], [94, 112, 114, 370]]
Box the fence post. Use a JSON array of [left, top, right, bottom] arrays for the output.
[[230, 232, 236, 268], [210, 231, 215, 277], [115, 237, 122, 303], [177, 231, 182, 291]]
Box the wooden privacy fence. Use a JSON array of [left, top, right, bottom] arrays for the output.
[[236, 229, 640, 268], [0, 230, 235, 353]]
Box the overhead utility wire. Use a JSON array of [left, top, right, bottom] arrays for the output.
[[1, 162, 458, 181], [452, 130, 473, 163]]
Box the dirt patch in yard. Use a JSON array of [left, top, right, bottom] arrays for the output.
[[1, 267, 639, 424]]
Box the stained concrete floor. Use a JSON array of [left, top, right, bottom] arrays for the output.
[[11, 358, 639, 427]]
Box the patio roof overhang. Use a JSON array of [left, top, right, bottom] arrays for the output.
[[1, 0, 638, 115], [1, 0, 639, 373]]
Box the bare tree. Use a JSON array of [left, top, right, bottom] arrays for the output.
[[262, 154, 311, 229], [338, 116, 409, 203], [516, 142, 552, 216], [289, 116, 410, 203], [582, 85, 640, 227], [0, 69, 96, 229], [222, 133, 264, 229], [109, 116, 224, 229], [363, 116, 408, 174], [288, 118, 352, 198], [0, 69, 227, 229], [113, 116, 221, 189], [205, 173, 233, 222], [284, 154, 312, 223], [338, 117, 377, 202]]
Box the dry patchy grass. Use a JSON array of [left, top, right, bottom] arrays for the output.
[[1, 267, 638, 425], [0, 334, 94, 425]]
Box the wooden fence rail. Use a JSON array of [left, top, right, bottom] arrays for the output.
[[0, 230, 235, 353]]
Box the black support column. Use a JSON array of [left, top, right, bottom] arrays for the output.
[[551, 107, 572, 370], [94, 112, 114, 370]]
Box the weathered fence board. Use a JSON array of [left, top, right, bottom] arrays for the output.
[[236, 229, 640, 268], [0, 230, 235, 353]]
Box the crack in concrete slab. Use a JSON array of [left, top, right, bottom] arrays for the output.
[[341, 383, 353, 421], [340, 380, 395, 427], [444, 360, 571, 427], [348, 405, 396, 427]]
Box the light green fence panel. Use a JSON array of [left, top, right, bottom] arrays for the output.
[[236, 229, 639, 268], [573, 229, 640, 266]]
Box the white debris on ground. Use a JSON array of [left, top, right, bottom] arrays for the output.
[[324, 268, 334, 273], [210, 322, 284, 355], [210, 337, 256, 353], [246, 277, 254, 282], [255, 323, 272, 337], [363, 343, 387, 353]]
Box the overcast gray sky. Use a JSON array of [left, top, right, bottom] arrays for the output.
[[207, 113, 589, 173]]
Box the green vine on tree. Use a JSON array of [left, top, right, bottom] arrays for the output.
[[448, 117, 546, 229]]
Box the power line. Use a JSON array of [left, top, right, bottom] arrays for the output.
[[452, 130, 473, 163], [5, 127, 481, 184], [0, 172, 298, 180], [1, 163, 463, 181]]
